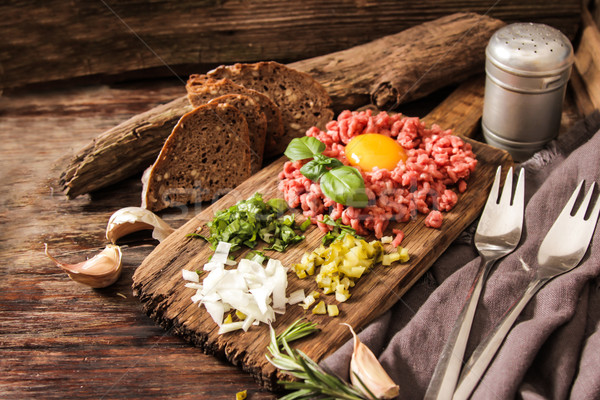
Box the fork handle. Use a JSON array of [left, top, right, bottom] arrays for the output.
[[424, 256, 497, 400], [452, 278, 548, 400]]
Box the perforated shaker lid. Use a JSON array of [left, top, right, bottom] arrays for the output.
[[486, 23, 573, 76]]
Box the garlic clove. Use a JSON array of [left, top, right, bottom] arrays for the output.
[[44, 243, 122, 288], [344, 323, 400, 399], [106, 207, 174, 244]]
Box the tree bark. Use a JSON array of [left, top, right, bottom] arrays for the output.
[[61, 12, 504, 198], [290, 13, 503, 111]]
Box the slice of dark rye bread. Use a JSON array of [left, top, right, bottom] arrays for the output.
[[206, 61, 334, 155], [207, 94, 267, 173], [141, 103, 252, 212], [186, 76, 284, 159]]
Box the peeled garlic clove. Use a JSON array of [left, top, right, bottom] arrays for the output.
[[44, 243, 122, 288], [106, 207, 174, 244], [344, 323, 400, 399]]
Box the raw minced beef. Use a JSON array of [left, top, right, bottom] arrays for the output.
[[278, 110, 477, 238]]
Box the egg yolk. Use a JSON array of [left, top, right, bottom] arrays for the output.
[[345, 133, 407, 171]]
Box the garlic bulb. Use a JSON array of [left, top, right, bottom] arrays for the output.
[[106, 207, 174, 244], [44, 243, 122, 288], [344, 323, 400, 399]]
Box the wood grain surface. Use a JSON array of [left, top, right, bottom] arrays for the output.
[[0, 1, 581, 92], [0, 79, 279, 399], [131, 85, 512, 389]]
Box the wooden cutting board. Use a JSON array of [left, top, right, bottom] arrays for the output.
[[132, 78, 512, 389]]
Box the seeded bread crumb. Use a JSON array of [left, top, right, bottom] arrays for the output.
[[207, 94, 266, 173], [141, 103, 252, 211]]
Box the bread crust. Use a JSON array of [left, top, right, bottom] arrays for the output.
[[207, 61, 334, 155], [186, 75, 284, 159], [141, 102, 252, 211]]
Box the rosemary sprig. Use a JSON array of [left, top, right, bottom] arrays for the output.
[[266, 319, 370, 400]]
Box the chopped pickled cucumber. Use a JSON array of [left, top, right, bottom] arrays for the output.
[[293, 234, 409, 303], [236, 390, 247, 400], [327, 304, 339, 317], [312, 300, 327, 314], [235, 310, 246, 320]]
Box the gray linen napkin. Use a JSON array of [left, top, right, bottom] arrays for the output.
[[321, 111, 600, 399]]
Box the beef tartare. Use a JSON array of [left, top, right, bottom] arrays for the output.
[[278, 110, 477, 238]]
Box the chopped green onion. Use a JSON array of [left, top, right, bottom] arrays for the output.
[[189, 193, 305, 252]]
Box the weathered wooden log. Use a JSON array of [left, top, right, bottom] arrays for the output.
[[291, 13, 502, 111], [60, 12, 503, 199], [61, 96, 193, 198], [0, 1, 580, 92]]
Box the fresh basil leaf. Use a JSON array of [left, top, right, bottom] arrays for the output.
[[300, 159, 328, 181], [301, 155, 344, 181], [313, 154, 343, 169], [320, 166, 369, 208], [284, 137, 326, 160]]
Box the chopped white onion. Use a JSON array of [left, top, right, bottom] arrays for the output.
[[271, 262, 288, 313], [203, 261, 222, 271], [182, 269, 200, 283], [202, 292, 221, 303], [380, 236, 393, 244], [204, 301, 225, 326], [264, 258, 277, 276], [250, 286, 273, 315], [218, 321, 245, 334], [213, 242, 232, 262], [242, 316, 255, 332], [182, 241, 292, 333], [287, 289, 305, 305], [190, 293, 204, 304], [184, 282, 203, 290]]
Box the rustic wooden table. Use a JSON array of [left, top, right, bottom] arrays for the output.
[[0, 79, 278, 399], [0, 76, 582, 399]]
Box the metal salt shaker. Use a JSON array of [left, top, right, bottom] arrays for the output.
[[482, 23, 574, 161]]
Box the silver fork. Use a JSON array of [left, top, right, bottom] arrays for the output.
[[425, 166, 525, 400], [453, 180, 600, 400]]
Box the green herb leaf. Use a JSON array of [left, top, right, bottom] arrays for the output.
[[267, 198, 288, 214], [284, 137, 326, 161], [300, 159, 328, 181], [191, 193, 305, 252], [313, 154, 343, 169], [319, 215, 363, 245], [320, 166, 369, 208], [284, 137, 369, 210], [299, 218, 312, 231], [185, 233, 208, 241], [245, 250, 268, 264], [300, 154, 344, 182], [266, 319, 368, 400]]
